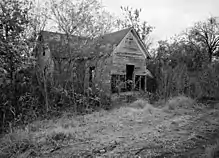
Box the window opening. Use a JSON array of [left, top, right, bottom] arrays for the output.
[[126, 64, 134, 91]]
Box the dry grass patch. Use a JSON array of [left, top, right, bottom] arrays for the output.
[[125, 99, 161, 114], [128, 99, 149, 109], [204, 140, 219, 158], [1, 96, 219, 157], [162, 96, 197, 114], [0, 130, 37, 158], [166, 95, 195, 109], [46, 126, 75, 142]]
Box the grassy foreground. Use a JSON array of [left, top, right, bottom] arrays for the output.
[[0, 96, 219, 158]]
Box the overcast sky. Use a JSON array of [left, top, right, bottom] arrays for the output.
[[102, 0, 219, 43]]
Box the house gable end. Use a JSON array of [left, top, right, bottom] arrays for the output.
[[130, 29, 151, 59], [113, 29, 147, 59]]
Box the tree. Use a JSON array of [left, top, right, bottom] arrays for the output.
[[0, 0, 31, 96], [27, 0, 52, 111], [47, 0, 121, 76], [0, 0, 34, 129], [48, 0, 119, 59], [28, 0, 50, 39], [118, 6, 154, 49], [50, 0, 117, 37], [31, 0, 119, 111], [156, 37, 207, 71], [187, 17, 219, 62]]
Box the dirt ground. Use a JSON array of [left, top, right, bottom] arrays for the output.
[[1, 96, 219, 158]]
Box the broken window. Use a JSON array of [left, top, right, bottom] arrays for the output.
[[134, 75, 146, 91], [89, 66, 95, 86], [125, 37, 133, 45], [126, 64, 134, 91], [124, 34, 138, 50], [42, 43, 49, 56], [111, 74, 126, 93], [111, 74, 118, 93], [120, 75, 126, 92]]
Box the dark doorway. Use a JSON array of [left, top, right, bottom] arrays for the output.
[[141, 76, 145, 91], [126, 64, 134, 91], [111, 74, 118, 93]]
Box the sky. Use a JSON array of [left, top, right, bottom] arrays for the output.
[[101, 0, 219, 43]]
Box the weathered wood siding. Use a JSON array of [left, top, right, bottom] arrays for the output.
[[112, 30, 147, 75], [84, 54, 112, 97]]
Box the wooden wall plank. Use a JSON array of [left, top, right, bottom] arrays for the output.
[[111, 30, 147, 76]]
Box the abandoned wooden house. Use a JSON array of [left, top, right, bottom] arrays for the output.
[[34, 27, 152, 101]]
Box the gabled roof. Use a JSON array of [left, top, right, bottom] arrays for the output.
[[99, 27, 151, 59], [97, 27, 132, 46], [129, 28, 151, 59], [36, 27, 150, 59]]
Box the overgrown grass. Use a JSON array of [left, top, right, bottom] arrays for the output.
[[0, 130, 36, 158], [0, 96, 219, 157], [204, 140, 219, 158], [128, 99, 149, 109], [162, 95, 205, 115]]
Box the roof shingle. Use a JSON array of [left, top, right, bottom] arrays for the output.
[[37, 27, 143, 59]]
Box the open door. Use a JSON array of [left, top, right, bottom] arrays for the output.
[[126, 64, 134, 91]]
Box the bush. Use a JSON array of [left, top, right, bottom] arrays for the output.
[[49, 82, 111, 114], [198, 63, 219, 99], [0, 68, 43, 133], [149, 58, 219, 102]]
